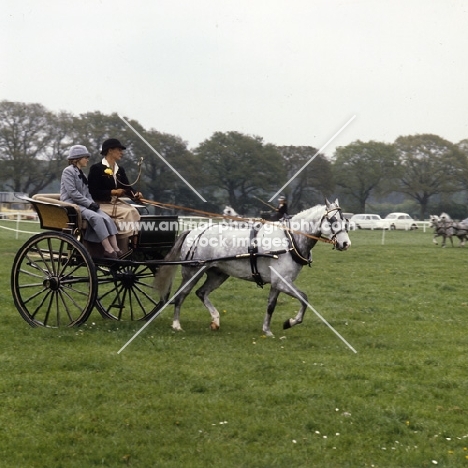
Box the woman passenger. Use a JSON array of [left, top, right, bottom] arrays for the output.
[[60, 145, 121, 259]]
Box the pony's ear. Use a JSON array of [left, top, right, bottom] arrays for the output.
[[325, 198, 331, 206], [334, 198, 339, 206]]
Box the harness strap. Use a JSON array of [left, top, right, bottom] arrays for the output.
[[248, 223, 265, 287], [184, 226, 211, 260], [284, 220, 312, 266]]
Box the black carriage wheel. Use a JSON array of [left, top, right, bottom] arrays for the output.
[[11, 232, 98, 328], [94, 262, 164, 321]]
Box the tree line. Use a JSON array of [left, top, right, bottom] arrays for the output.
[[1, 100, 467, 219]]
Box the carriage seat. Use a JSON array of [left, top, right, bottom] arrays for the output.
[[31, 193, 87, 231], [30, 194, 128, 243]]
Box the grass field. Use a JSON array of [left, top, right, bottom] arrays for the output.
[[1, 221, 468, 467]]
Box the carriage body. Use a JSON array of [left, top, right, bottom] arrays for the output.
[[10, 194, 179, 327]]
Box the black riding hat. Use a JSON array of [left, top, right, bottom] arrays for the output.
[[101, 138, 126, 155]]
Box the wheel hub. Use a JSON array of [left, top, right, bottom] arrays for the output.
[[44, 276, 60, 291], [119, 270, 137, 289]]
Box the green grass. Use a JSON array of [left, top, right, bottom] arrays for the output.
[[1, 223, 468, 467]]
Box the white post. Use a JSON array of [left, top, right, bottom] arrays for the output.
[[381, 228, 385, 245], [16, 212, 20, 239]]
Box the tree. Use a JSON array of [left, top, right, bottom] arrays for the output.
[[0, 101, 60, 194], [332, 140, 399, 213], [131, 126, 204, 208], [72, 113, 204, 210], [276, 146, 334, 212], [454, 139, 468, 192], [195, 131, 285, 214], [394, 134, 463, 219]]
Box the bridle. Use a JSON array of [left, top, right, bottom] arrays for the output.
[[320, 207, 349, 248]]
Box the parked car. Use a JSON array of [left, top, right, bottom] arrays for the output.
[[384, 212, 418, 230], [350, 214, 389, 230]]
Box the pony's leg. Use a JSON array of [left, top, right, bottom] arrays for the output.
[[433, 234, 438, 245], [263, 287, 280, 337], [195, 268, 229, 330], [270, 279, 308, 331], [172, 267, 204, 331], [283, 289, 308, 330]]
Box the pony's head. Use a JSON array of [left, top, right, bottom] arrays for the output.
[[429, 215, 440, 227], [320, 199, 351, 251]]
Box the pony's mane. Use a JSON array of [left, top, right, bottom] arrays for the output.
[[440, 212, 452, 220], [291, 204, 327, 220]]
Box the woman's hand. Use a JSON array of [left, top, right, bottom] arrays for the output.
[[112, 188, 126, 197]]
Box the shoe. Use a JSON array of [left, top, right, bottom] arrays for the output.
[[103, 251, 118, 259], [115, 250, 124, 257]]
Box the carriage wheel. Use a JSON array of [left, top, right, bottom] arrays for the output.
[[94, 262, 164, 321], [11, 232, 97, 328]]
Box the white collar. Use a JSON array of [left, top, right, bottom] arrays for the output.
[[101, 158, 118, 181], [101, 157, 119, 171]]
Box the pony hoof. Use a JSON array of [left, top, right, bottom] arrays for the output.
[[283, 319, 292, 330], [210, 322, 220, 331]]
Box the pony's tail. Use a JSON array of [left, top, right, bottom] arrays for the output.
[[153, 230, 191, 300]]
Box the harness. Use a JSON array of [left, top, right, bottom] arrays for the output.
[[246, 219, 314, 287], [182, 206, 347, 287], [247, 222, 265, 287], [283, 219, 312, 266], [183, 223, 280, 288]]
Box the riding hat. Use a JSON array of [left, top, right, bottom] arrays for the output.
[[101, 138, 126, 155], [278, 196, 287, 201], [67, 145, 91, 160]]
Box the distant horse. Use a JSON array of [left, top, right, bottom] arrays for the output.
[[156, 199, 351, 336], [222, 205, 263, 228], [222, 205, 241, 218], [430, 213, 468, 247]]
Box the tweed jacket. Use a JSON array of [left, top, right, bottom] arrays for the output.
[[60, 164, 118, 243], [60, 165, 93, 209], [88, 161, 133, 203]]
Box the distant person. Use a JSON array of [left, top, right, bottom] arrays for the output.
[[60, 145, 121, 259], [275, 195, 288, 221], [88, 138, 142, 249]]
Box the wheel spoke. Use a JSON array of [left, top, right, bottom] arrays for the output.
[[95, 262, 163, 321]]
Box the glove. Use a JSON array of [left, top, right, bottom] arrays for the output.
[[88, 202, 100, 212]]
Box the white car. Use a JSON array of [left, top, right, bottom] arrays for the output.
[[384, 212, 418, 230], [350, 214, 389, 230]]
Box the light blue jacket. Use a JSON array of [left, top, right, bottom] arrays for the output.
[[60, 164, 117, 243], [60, 165, 93, 209]]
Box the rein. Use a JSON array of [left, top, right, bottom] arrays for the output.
[[139, 198, 336, 246], [107, 158, 144, 216], [118, 157, 144, 189]]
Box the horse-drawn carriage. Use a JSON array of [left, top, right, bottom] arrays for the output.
[[10, 194, 180, 327], [11, 195, 351, 335]]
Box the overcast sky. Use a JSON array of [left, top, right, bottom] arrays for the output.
[[2, 0, 468, 157]]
